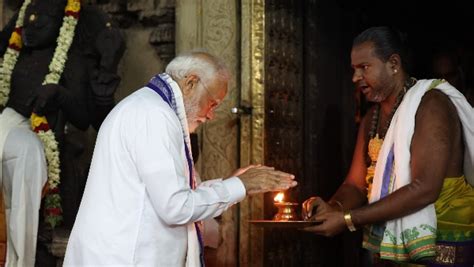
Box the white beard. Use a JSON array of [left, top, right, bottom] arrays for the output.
[[183, 91, 203, 133]]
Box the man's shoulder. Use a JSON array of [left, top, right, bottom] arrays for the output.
[[117, 88, 174, 114], [416, 89, 459, 128], [418, 89, 455, 114], [421, 88, 450, 103], [104, 88, 179, 128]]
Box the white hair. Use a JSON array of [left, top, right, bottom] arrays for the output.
[[165, 50, 231, 86]]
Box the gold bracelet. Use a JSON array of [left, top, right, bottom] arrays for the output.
[[343, 211, 357, 232]]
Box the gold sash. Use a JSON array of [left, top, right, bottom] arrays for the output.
[[435, 176, 474, 242]]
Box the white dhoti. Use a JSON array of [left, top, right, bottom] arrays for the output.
[[0, 108, 47, 267]]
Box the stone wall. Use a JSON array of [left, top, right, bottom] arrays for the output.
[[90, 0, 174, 99], [176, 0, 240, 265], [1, 0, 170, 99]]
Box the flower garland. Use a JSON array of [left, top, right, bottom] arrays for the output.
[[0, 0, 81, 228]]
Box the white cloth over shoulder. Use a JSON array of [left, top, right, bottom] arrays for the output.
[[64, 75, 246, 266], [370, 79, 474, 202], [369, 79, 474, 260]]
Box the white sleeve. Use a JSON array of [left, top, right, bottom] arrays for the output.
[[134, 109, 246, 226]]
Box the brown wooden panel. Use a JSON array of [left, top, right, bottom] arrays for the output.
[[263, 0, 309, 266], [262, 0, 360, 266]]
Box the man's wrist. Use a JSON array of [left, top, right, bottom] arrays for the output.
[[224, 177, 246, 202], [343, 211, 357, 232]]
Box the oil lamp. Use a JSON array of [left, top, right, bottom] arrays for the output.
[[273, 192, 299, 221]]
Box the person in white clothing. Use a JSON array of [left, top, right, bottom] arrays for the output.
[[63, 51, 297, 266]]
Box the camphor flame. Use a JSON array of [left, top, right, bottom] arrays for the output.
[[274, 192, 284, 203]]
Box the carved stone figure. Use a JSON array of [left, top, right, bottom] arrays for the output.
[[0, 0, 125, 264]]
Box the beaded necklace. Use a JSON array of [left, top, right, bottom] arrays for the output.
[[366, 77, 417, 197]]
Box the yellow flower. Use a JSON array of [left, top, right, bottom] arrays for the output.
[[65, 0, 81, 13], [8, 30, 22, 49], [30, 112, 49, 128]]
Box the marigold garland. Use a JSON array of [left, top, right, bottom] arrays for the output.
[[0, 0, 81, 228]]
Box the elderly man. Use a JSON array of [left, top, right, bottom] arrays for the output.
[[302, 27, 474, 265], [64, 51, 296, 266]]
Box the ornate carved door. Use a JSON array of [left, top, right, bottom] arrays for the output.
[[239, 0, 359, 266], [239, 0, 308, 265], [262, 0, 307, 265]]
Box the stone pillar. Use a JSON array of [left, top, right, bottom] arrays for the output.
[[176, 0, 240, 265]]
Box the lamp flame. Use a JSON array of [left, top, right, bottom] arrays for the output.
[[274, 192, 284, 203]]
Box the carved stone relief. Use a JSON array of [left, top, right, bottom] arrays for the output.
[[201, 1, 240, 266], [84, 0, 173, 99], [88, 0, 176, 63], [176, 0, 240, 266], [0, 1, 174, 265]]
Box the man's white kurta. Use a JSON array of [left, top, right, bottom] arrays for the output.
[[64, 84, 246, 266]]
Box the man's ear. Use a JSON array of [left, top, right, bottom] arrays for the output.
[[388, 54, 402, 71], [182, 74, 199, 96]]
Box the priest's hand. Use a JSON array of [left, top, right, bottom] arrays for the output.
[[302, 196, 341, 220], [301, 209, 346, 237], [236, 165, 296, 195], [301, 196, 346, 236]]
